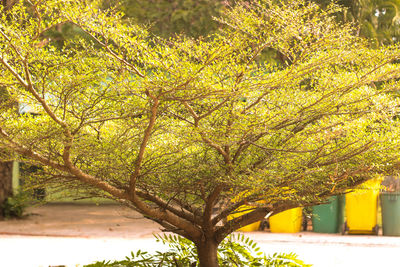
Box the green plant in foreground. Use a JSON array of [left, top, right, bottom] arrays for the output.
[[0, 190, 31, 219], [84, 234, 311, 267]]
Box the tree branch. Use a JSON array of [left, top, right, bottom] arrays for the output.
[[0, 126, 128, 199], [211, 200, 245, 226], [135, 189, 199, 224], [215, 207, 270, 243], [129, 93, 159, 195], [69, 22, 145, 78], [203, 184, 224, 232], [199, 133, 231, 165]]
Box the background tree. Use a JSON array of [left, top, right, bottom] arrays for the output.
[[1, 0, 400, 265], [0, 152, 13, 218], [100, 0, 400, 46], [103, 0, 227, 38], [0, 0, 17, 218], [316, 0, 400, 47], [44, 0, 227, 47]]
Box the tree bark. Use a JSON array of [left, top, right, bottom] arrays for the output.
[[195, 238, 220, 267], [0, 161, 13, 218]]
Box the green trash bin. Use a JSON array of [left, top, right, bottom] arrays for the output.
[[381, 192, 400, 236], [312, 195, 344, 233]]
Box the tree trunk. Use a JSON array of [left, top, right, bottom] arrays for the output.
[[0, 161, 13, 218], [196, 238, 219, 267]]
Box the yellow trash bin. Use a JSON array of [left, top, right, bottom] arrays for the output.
[[228, 205, 261, 232], [345, 180, 380, 234], [269, 207, 303, 233], [345, 189, 379, 234]]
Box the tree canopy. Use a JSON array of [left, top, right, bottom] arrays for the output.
[[1, 0, 400, 265]]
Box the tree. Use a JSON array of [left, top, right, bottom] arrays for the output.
[[104, 0, 227, 38], [0, 0, 17, 217], [0, 93, 13, 218], [1, 0, 400, 265], [0, 160, 13, 218], [316, 0, 400, 47]]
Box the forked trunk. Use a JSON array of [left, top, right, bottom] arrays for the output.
[[196, 238, 219, 267]]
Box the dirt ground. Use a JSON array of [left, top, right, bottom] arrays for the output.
[[0, 203, 162, 238]]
